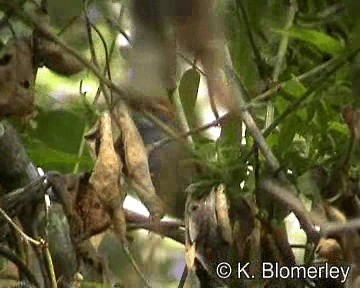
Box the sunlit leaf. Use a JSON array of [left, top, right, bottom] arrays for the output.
[[328, 121, 349, 136]]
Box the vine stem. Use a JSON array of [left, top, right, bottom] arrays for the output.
[[265, 0, 298, 129]]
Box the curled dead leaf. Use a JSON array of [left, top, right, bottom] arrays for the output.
[[0, 38, 34, 117], [86, 113, 127, 244], [184, 184, 231, 286], [185, 241, 197, 271], [215, 184, 232, 245], [184, 190, 199, 288], [47, 172, 111, 241], [113, 105, 164, 218]]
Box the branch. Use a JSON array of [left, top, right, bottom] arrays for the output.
[[228, 72, 281, 172], [0, 176, 46, 215], [260, 179, 320, 244], [321, 218, 360, 237], [125, 208, 184, 244], [272, 0, 297, 82], [252, 56, 343, 102], [0, 121, 62, 287], [0, 121, 39, 191], [0, 208, 42, 246], [18, 8, 165, 117], [19, 7, 201, 165], [265, 0, 297, 130]]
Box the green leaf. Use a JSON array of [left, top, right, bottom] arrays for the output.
[[282, 78, 308, 97], [27, 109, 85, 153], [275, 26, 344, 56], [178, 68, 200, 127], [218, 115, 242, 163], [277, 115, 298, 155], [26, 139, 92, 172], [328, 121, 348, 135], [24, 109, 92, 172]]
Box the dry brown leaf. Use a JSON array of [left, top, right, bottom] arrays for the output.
[[113, 105, 164, 218], [0, 38, 34, 118], [185, 241, 197, 270], [46, 172, 111, 241], [87, 113, 127, 244], [215, 184, 232, 245], [76, 173, 112, 238], [184, 190, 198, 286], [184, 186, 200, 275], [184, 184, 231, 286]]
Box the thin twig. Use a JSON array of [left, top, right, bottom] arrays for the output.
[[272, 0, 298, 82], [122, 244, 154, 288], [83, 0, 111, 107], [90, 20, 114, 102], [230, 47, 360, 168], [265, 0, 297, 129], [143, 112, 188, 147], [126, 208, 184, 244], [57, 16, 79, 36], [252, 56, 343, 102], [43, 244, 58, 288], [0, 208, 42, 246], [235, 0, 266, 79], [321, 218, 360, 236], [105, 16, 132, 45], [20, 9, 193, 155], [72, 0, 117, 173], [224, 59, 281, 174], [260, 179, 320, 244], [178, 53, 205, 76], [147, 114, 229, 153], [18, 9, 137, 109], [78, 13, 157, 282], [178, 266, 188, 288]]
